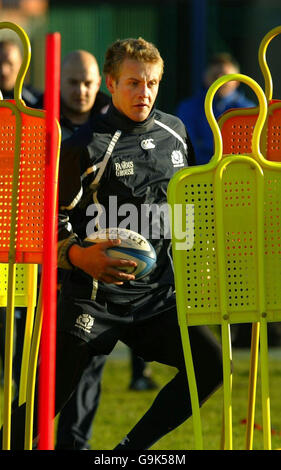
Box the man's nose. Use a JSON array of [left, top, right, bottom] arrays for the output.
[[0, 63, 8, 76], [78, 82, 87, 95], [139, 84, 149, 97]]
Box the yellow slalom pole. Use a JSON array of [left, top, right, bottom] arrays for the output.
[[245, 322, 260, 449], [2, 263, 16, 450], [0, 101, 22, 450], [24, 280, 43, 450], [260, 317, 271, 450], [170, 202, 204, 449], [18, 264, 38, 405], [214, 158, 233, 450], [179, 322, 203, 450]]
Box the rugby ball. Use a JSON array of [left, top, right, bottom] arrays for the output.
[[84, 228, 157, 280]]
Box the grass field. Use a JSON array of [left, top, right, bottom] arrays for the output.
[[1, 342, 281, 451], [87, 342, 281, 451]]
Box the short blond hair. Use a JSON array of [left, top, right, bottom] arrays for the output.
[[103, 37, 164, 80]]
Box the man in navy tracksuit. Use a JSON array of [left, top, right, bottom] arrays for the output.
[[3, 37, 223, 450], [176, 53, 256, 165]]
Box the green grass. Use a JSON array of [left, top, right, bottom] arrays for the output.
[[2, 345, 281, 450], [87, 345, 281, 450]]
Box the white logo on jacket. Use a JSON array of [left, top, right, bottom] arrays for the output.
[[141, 138, 155, 150], [115, 160, 134, 177], [171, 150, 184, 167], [75, 313, 94, 333]]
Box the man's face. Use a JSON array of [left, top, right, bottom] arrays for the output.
[[60, 61, 101, 117], [0, 44, 22, 92], [106, 58, 162, 122], [205, 63, 239, 97]]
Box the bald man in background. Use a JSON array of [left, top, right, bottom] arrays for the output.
[[59, 49, 109, 140], [54, 49, 110, 450]]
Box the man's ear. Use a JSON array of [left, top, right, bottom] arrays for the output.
[[105, 75, 115, 94]]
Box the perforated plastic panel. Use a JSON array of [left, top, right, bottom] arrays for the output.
[[171, 164, 281, 327], [265, 102, 281, 161], [0, 102, 46, 263], [0, 107, 16, 254], [0, 263, 38, 307], [219, 102, 281, 162], [219, 108, 257, 156], [16, 113, 46, 259], [183, 177, 218, 315], [264, 168, 281, 310], [171, 158, 274, 326], [218, 107, 281, 320]]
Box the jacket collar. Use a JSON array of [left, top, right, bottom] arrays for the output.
[[104, 101, 155, 134]]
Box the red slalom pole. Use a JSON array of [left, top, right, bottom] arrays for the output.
[[38, 32, 61, 450]]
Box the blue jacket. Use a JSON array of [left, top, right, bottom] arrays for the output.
[[176, 87, 256, 165]]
